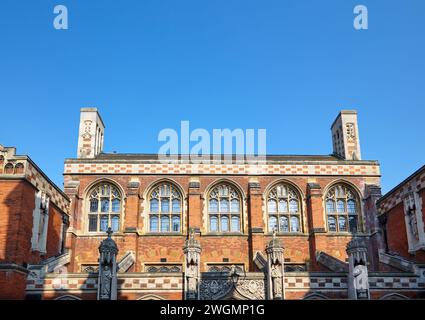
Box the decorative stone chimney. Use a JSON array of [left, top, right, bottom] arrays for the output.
[[183, 228, 202, 300], [97, 228, 119, 300], [331, 110, 362, 160], [346, 237, 370, 300], [265, 231, 285, 300], [77, 108, 105, 159]]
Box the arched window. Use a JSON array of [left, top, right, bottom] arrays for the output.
[[4, 163, 14, 174], [149, 183, 182, 233], [267, 183, 302, 233], [14, 163, 24, 174], [208, 184, 242, 233], [325, 184, 360, 233], [87, 183, 122, 233]]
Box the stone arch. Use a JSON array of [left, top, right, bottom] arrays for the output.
[[54, 295, 82, 300], [379, 293, 409, 300]]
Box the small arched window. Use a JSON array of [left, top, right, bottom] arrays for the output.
[[14, 163, 24, 174], [4, 163, 14, 174], [325, 184, 360, 233], [208, 184, 242, 233], [149, 183, 182, 233], [267, 183, 302, 233], [87, 183, 122, 233]]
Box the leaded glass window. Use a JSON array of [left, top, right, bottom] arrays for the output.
[[267, 183, 302, 233], [149, 183, 182, 233]]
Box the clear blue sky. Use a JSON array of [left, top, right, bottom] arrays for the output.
[[0, 0, 424, 193]]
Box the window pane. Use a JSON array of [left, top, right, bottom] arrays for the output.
[[150, 216, 158, 232], [269, 216, 277, 232], [231, 216, 240, 232], [90, 199, 98, 213], [280, 216, 289, 232], [278, 200, 288, 212], [347, 200, 356, 214], [101, 199, 109, 212], [150, 199, 159, 213], [349, 216, 358, 233], [289, 200, 299, 212], [210, 216, 218, 232], [161, 216, 170, 232], [338, 217, 347, 232], [100, 215, 108, 232], [209, 199, 218, 213], [172, 199, 181, 212], [326, 200, 335, 213], [231, 199, 240, 212], [337, 200, 345, 213], [268, 200, 277, 213], [88, 215, 97, 232], [112, 199, 120, 212], [220, 199, 229, 212], [328, 216, 336, 232], [221, 216, 229, 232], [172, 216, 180, 232], [111, 216, 119, 232], [290, 216, 300, 232], [161, 199, 170, 213]]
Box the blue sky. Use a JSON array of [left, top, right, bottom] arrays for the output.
[[0, 0, 424, 193]]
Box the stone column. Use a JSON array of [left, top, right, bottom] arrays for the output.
[[346, 237, 370, 300], [97, 228, 119, 300], [265, 231, 285, 300], [183, 228, 202, 300]]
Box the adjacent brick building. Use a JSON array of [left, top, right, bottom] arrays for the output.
[[1, 108, 424, 300], [0, 145, 70, 299]]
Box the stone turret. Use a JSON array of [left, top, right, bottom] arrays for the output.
[[331, 110, 362, 160], [77, 108, 105, 159]]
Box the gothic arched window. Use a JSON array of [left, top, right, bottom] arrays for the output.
[[208, 184, 242, 233], [88, 183, 122, 233], [325, 184, 360, 233], [149, 183, 182, 233], [267, 183, 302, 233]]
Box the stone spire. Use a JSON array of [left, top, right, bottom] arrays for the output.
[[97, 228, 119, 300], [183, 228, 202, 300], [346, 237, 370, 299], [265, 230, 285, 300]]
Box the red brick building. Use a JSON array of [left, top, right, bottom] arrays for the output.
[[1, 108, 424, 300], [0, 145, 69, 299], [377, 165, 425, 271]]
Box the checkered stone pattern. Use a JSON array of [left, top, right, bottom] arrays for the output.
[[119, 277, 183, 290], [284, 277, 347, 290], [26, 161, 69, 212], [26, 276, 98, 291], [369, 276, 425, 289], [378, 169, 425, 214], [64, 162, 380, 177], [26, 275, 183, 292]]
